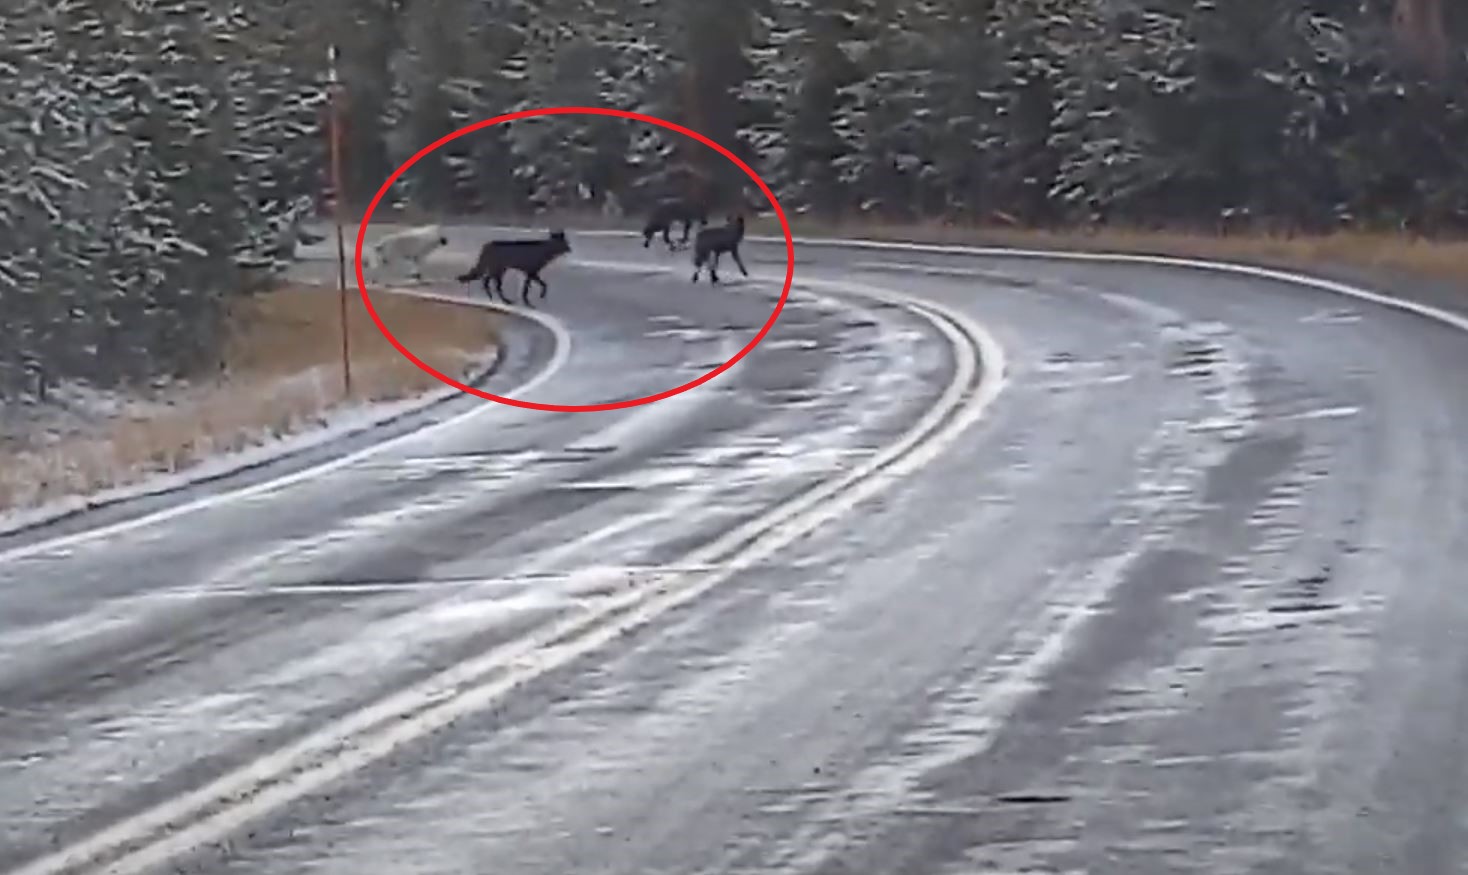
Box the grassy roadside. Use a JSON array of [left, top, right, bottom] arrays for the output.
[[0, 282, 501, 515], [743, 216, 1468, 289], [435, 206, 1468, 287]]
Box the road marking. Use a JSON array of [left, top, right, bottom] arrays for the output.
[[9, 274, 1005, 875], [1287, 405, 1361, 421], [0, 291, 572, 565], [849, 259, 1039, 286]]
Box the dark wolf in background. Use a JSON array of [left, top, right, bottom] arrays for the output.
[[457, 230, 572, 307], [642, 197, 710, 250], [691, 214, 748, 284]]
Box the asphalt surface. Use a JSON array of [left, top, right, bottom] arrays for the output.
[[3, 227, 1468, 874]]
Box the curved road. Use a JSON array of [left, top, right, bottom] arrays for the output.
[[2, 228, 1467, 874]]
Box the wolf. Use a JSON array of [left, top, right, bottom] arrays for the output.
[[456, 230, 572, 307], [363, 224, 449, 282], [690, 214, 748, 284], [642, 197, 710, 250]]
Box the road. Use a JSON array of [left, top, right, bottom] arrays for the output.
[[3, 227, 1468, 874]]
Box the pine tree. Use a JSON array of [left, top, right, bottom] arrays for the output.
[[431, 0, 527, 214], [500, 0, 651, 211], [918, 0, 1005, 218], [1045, 0, 1185, 224], [830, 1, 946, 218], [216, 1, 328, 273], [82, 0, 237, 382], [0, 3, 86, 393], [587, 0, 674, 208], [664, 0, 767, 206], [749, 0, 894, 217], [738, 0, 812, 210], [336, 0, 410, 210]]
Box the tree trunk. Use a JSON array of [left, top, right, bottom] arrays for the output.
[[1394, 0, 1448, 77]]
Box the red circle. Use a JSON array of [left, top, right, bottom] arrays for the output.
[[353, 106, 795, 413]]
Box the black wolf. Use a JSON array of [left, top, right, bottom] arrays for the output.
[[642, 197, 709, 250], [456, 230, 572, 307], [691, 215, 748, 284]]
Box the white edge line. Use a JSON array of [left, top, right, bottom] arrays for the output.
[[561, 226, 1468, 332], [0, 291, 572, 565], [15, 270, 1005, 875]]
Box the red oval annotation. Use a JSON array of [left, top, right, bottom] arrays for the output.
[[353, 106, 795, 414]]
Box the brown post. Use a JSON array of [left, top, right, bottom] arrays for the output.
[[327, 44, 352, 398]]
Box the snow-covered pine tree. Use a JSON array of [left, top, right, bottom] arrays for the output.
[[1043, 0, 1184, 224], [737, 0, 808, 210], [501, 0, 628, 211], [739, 0, 869, 216], [390, 0, 554, 216], [387, 0, 482, 212], [215, 0, 328, 275], [830, 0, 945, 219], [1295, 5, 1468, 230], [431, 0, 528, 216], [979, 0, 1079, 224], [660, 0, 768, 210], [335, 0, 410, 211], [584, 0, 675, 210], [0, 2, 95, 395], [915, 0, 1007, 218], [87, 0, 235, 382]]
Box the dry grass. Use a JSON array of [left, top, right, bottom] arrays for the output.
[[746, 215, 1468, 287], [0, 282, 500, 515], [452, 205, 1468, 285]]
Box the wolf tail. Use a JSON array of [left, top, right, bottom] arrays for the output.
[[456, 257, 484, 282], [457, 248, 489, 283]]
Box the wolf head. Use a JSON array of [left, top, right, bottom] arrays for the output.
[[548, 229, 571, 255]]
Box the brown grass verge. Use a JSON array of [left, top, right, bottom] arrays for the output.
[[745, 216, 1468, 288], [437, 206, 1468, 287], [0, 282, 500, 515]]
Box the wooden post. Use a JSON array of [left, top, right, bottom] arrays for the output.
[[327, 44, 352, 398]]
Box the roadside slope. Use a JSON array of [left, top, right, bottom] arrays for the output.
[[0, 278, 558, 549]]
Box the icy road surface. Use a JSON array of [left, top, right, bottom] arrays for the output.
[[2, 229, 1466, 874]]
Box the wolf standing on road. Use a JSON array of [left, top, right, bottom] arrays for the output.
[[457, 230, 572, 308], [691, 214, 748, 284]]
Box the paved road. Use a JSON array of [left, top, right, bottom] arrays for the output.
[[3, 228, 1468, 874]]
